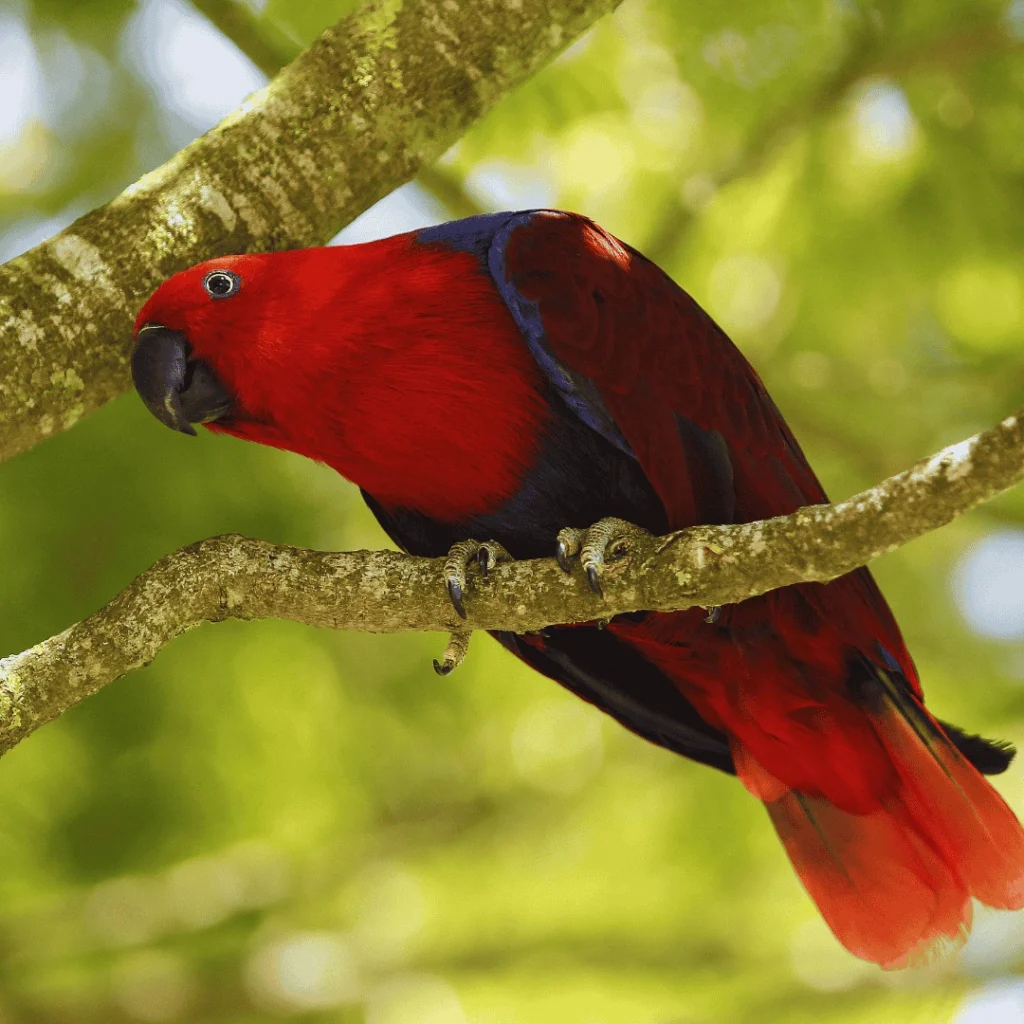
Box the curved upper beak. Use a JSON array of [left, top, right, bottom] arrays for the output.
[[131, 325, 235, 436]]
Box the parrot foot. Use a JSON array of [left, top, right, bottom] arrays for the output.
[[433, 629, 472, 676], [443, 538, 513, 619], [705, 606, 722, 624], [555, 518, 652, 598]]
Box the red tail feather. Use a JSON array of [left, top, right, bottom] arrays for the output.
[[765, 788, 971, 968], [871, 682, 1024, 912], [733, 683, 1024, 968]]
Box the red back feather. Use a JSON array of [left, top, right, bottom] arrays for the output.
[[503, 211, 1024, 966]]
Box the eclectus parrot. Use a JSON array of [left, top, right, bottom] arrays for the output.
[[131, 209, 1024, 967]]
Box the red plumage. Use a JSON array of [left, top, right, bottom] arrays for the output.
[[502, 213, 1024, 966], [133, 209, 1024, 967], [140, 237, 549, 519]]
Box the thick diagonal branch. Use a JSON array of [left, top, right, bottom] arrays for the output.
[[0, 0, 620, 463], [2, 406, 1022, 758]]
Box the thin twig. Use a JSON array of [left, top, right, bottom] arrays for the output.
[[189, 0, 302, 77]]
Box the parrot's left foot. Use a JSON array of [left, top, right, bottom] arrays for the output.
[[556, 517, 652, 598], [443, 538, 513, 619], [434, 539, 512, 676]]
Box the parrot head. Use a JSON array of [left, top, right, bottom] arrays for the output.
[[131, 260, 243, 436], [131, 246, 366, 442], [129, 238, 550, 519]]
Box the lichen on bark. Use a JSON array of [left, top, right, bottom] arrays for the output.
[[0, 0, 621, 463]]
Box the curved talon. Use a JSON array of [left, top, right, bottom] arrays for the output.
[[557, 544, 573, 577], [558, 517, 652, 599], [447, 578, 467, 620], [434, 630, 472, 675], [555, 527, 584, 574], [705, 605, 722, 624], [556, 539, 573, 574], [443, 538, 512, 619], [477, 541, 510, 578]]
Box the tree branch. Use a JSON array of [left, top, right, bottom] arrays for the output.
[[2, 404, 1022, 757], [0, 0, 620, 464], [188, 0, 490, 221]]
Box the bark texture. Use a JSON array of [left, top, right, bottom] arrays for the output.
[[2, 406, 1022, 757], [0, 0, 620, 463]]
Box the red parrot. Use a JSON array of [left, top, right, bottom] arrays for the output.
[[131, 209, 1024, 967]]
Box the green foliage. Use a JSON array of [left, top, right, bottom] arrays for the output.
[[2, 0, 1024, 1020]]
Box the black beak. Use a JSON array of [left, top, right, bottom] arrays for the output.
[[131, 326, 234, 436]]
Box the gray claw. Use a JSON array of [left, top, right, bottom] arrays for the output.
[[447, 578, 467, 619], [433, 629, 471, 675], [443, 539, 511, 620], [555, 527, 584, 575], [558, 518, 651, 601], [556, 540, 574, 574], [705, 606, 722, 624]]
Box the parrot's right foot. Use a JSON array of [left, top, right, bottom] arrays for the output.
[[443, 538, 513, 619], [556, 518, 652, 598], [433, 630, 472, 676]]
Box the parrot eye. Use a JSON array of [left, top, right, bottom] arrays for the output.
[[202, 270, 241, 299]]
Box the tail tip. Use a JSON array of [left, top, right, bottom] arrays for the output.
[[940, 721, 1016, 776]]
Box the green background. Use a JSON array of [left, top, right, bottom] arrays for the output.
[[1, 0, 1024, 1020]]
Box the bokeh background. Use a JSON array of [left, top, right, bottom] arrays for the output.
[[2, 0, 1024, 1020]]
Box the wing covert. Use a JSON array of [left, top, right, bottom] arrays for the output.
[[489, 210, 826, 530]]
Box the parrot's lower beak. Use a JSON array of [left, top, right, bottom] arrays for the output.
[[131, 325, 235, 435]]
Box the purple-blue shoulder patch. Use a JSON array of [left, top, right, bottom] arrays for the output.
[[487, 213, 634, 458], [416, 211, 518, 266], [417, 211, 634, 459]]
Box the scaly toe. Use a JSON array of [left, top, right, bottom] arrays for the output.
[[478, 540, 513, 578], [443, 540, 481, 619], [433, 630, 472, 675], [443, 538, 512, 619], [576, 517, 652, 599], [555, 527, 585, 574]]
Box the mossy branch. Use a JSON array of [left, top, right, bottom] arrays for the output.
[[2, 406, 1022, 757], [0, 0, 620, 463]]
